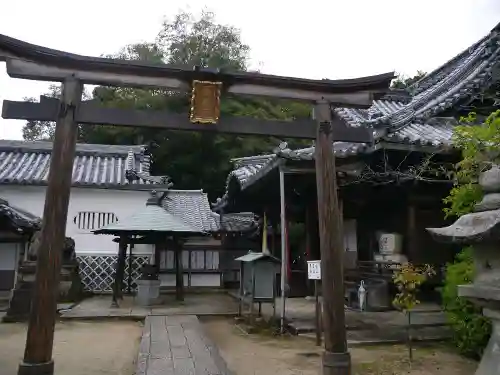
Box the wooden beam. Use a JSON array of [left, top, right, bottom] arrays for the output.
[[3, 53, 393, 103], [281, 167, 316, 174], [174, 239, 184, 301], [127, 244, 133, 294], [226, 85, 374, 108], [407, 204, 419, 263], [18, 78, 83, 375], [6, 58, 188, 91], [5, 57, 383, 103], [111, 237, 127, 307], [314, 100, 350, 375], [2, 99, 374, 142], [154, 242, 162, 274], [0, 32, 393, 101]]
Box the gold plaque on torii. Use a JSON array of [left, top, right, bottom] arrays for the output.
[[189, 80, 222, 124]]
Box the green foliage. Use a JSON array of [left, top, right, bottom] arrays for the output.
[[22, 84, 91, 142], [443, 110, 500, 218], [156, 10, 249, 71], [443, 183, 483, 219], [392, 263, 435, 312], [441, 110, 499, 358], [441, 247, 491, 359], [391, 71, 427, 90]]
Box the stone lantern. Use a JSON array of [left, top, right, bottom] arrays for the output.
[[427, 164, 500, 375]]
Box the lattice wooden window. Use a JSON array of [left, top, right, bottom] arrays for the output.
[[73, 211, 118, 231], [159, 250, 220, 271]]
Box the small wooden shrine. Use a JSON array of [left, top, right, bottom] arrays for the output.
[[235, 251, 280, 318], [94, 190, 204, 305]]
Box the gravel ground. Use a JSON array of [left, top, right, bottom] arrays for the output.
[[0, 321, 141, 375], [203, 318, 478, 375]]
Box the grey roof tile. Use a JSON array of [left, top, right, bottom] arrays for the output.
[[0, 140, 160, 189], [213, 212, 260, 232], [162, 190, 219, 233], [95, 204, 200, 234], [96, 190, 220, 234], [0, 198, 41, 232], [334, 24, 500, 129], [386, 120, 456, 146]]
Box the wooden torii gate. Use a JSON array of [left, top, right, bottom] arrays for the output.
[[0, 33, 394, 375]]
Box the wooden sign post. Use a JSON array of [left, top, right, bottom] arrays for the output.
[[0, 33, 393, 375], [307, 260, 322, 346]]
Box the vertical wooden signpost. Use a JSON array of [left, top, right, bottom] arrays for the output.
[[0, 33, 393, 375], [307, 260, 322, 346]]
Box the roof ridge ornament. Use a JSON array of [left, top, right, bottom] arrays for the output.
[[145, 190, 162, 206], [125, 149, 135, 171]]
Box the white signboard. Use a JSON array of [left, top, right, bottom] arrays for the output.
[[307, 260, 321, 280]]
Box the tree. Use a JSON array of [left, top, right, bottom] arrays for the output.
[[20, 10, 311, 199], [22, 85, 60, 141], [22, 84, 91, 141], [391, 71, 427, 90], [156, 10, 249, 71], [443, 110, 500, 218]]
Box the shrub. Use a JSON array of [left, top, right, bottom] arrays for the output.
[[441, 247, 491, 359], [393, 263, 435, 362], [393, 263, 435, 312]]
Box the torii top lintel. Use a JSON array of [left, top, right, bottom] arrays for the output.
[[0, 34, 394, 108]]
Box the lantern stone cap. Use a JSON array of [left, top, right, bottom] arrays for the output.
[[427, 164, 500, 243], [427, 209, 500, 244]]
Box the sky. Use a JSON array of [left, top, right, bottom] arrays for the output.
[[0, 0, 499, 140]]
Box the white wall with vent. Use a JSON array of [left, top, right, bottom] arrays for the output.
[[0, 185, 153, 255]]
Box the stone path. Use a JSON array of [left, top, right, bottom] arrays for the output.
[[136, 315, 232, 375]]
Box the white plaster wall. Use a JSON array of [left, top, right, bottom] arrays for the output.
[[0, 185, 153, 256], [0, 243, 19, 270]]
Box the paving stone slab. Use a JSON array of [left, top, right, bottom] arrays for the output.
[[136, 315, 232, 375]]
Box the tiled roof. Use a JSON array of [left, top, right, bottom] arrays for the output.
[[162, 190, 219, 233], [96, 189, 256, 234], [215, 23, 500, 206], [0, 140, 167, 189], [96, 202, 201, 235], [0, 198, 41, 232], [96, 190, 218, 234], [216, 212, 260, 233], [335, 23, 500, 130], [235, 251, 279, 263]]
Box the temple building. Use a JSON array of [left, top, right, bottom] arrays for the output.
[[213, 22, 500, 299]]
